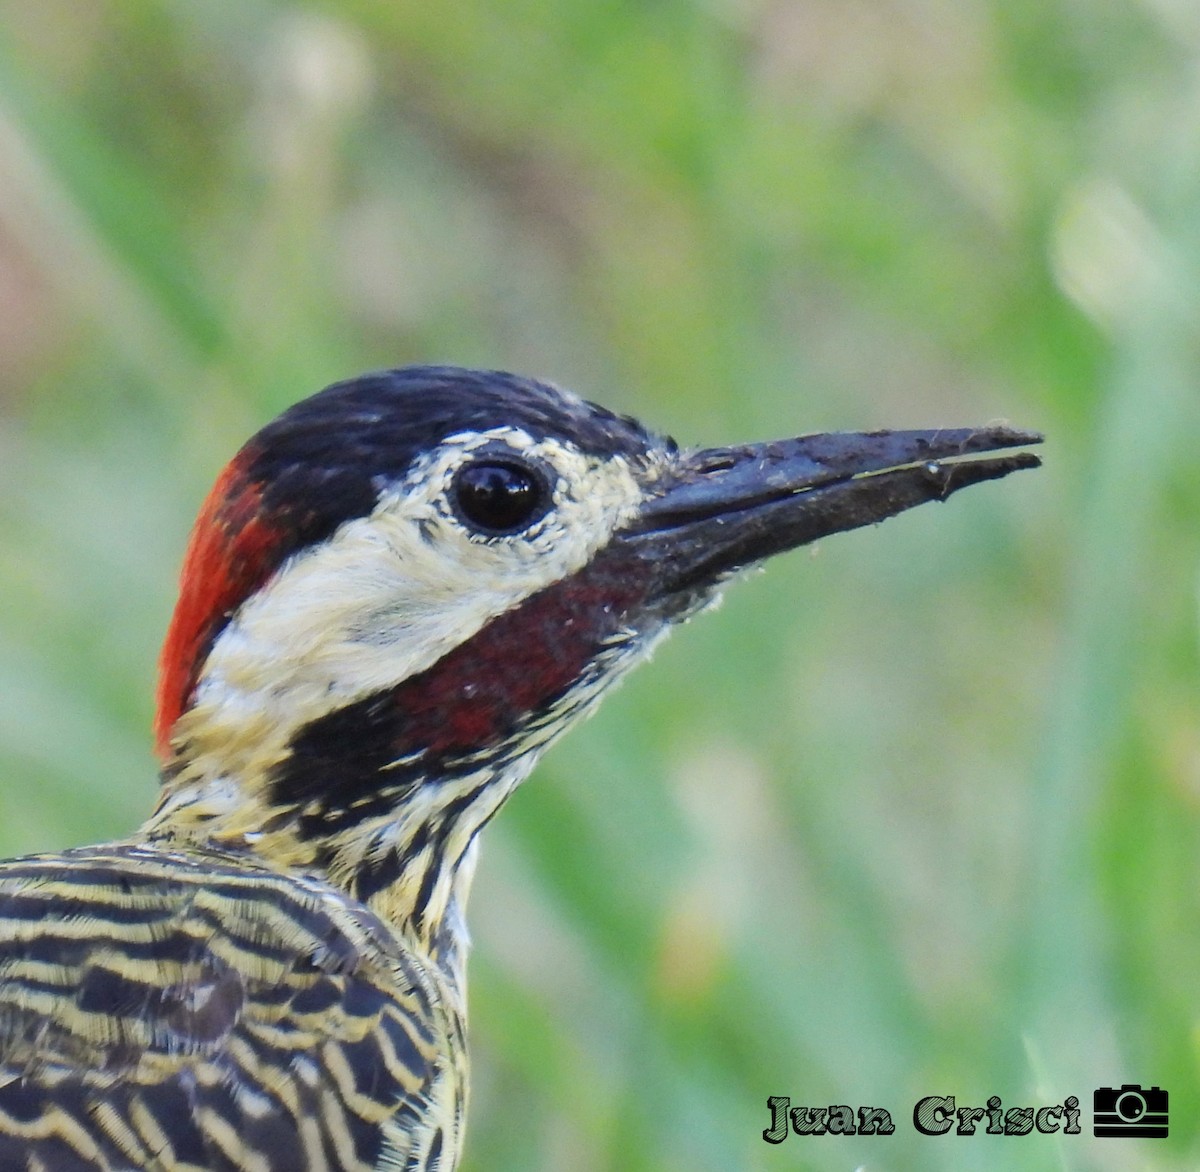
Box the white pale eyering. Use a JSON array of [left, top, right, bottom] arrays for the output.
[[171, 426, 667, 788]]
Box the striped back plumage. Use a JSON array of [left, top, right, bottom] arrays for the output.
[[0, 844, 464, 1171]]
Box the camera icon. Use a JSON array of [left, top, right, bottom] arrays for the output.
[[1093, 1085, 1168, 1138]]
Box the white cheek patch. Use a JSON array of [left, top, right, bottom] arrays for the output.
[[181, 429, 661, 779]]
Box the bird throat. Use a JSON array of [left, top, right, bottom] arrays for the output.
[[143, 544, 669, 976]]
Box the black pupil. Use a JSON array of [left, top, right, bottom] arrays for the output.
[[454, 461, 544, 533]]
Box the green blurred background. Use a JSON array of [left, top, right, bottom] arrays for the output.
[[0, 2, 1196, 1169]]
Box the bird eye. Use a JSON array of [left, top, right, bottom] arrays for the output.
[[452, 459, 549, 535]]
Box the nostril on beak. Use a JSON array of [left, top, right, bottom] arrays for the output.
[[694, 451, 738, 475]]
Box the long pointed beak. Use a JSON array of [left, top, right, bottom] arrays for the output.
[[619, 425, 1042, 600]]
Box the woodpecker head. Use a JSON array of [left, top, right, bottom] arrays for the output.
[[148, 365, 1039, 951]]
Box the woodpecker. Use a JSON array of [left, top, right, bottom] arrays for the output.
[[0, 366, 1039, 1171]]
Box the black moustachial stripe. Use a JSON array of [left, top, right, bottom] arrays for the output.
[[270, 534, 654, 847]]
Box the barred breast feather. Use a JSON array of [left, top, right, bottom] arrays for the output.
[[0, 844, 464, 1171]]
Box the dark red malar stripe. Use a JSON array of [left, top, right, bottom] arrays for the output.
[[274, 544, 658, 821], [386, 551, 651, 759]]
